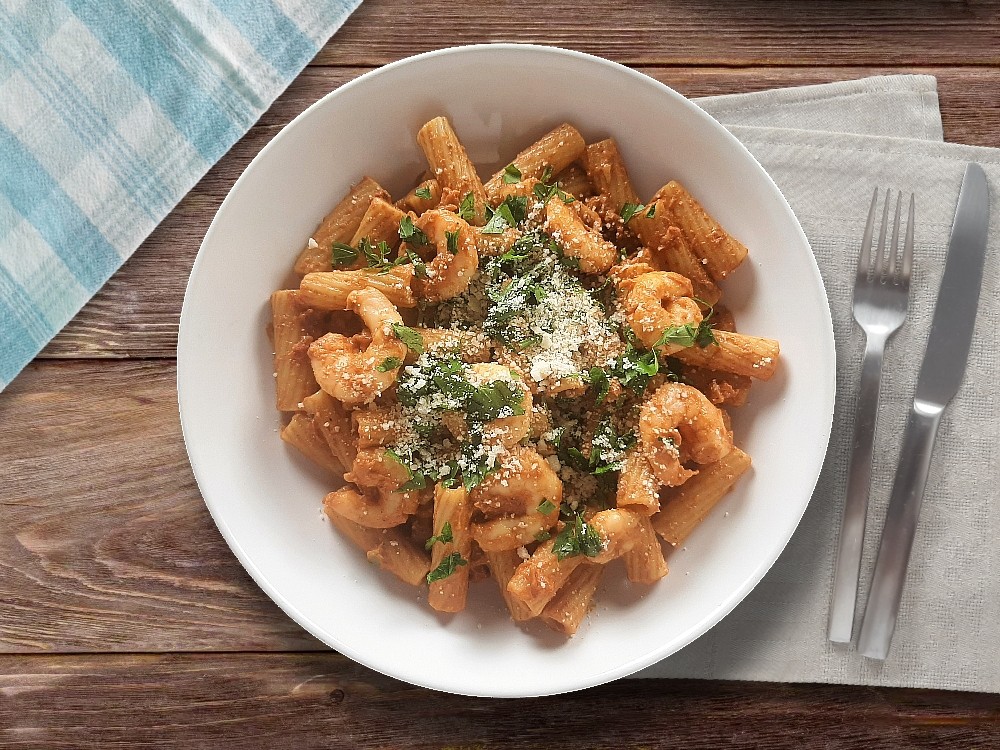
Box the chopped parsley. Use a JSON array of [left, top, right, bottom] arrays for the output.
[[391, 323, 425, 355], [458, 192, 476, 222], [425, 521, 454, 550], [532, 166, 574, 204], [587, 366, 611, 404], [331, 242, 359, 267], [377, 356, 402, 372], [385, 448, 429, 492], [588, 418, 636, 475], [646, 203, 657, 218], [405, 249, 429, 278], [482, 196, 528, 234], [552, 510, 603, 561], [426, 551, 468, 583], [332, 238, 404, 273], [537, 498, 556, 515], [501, 163, 522, 184], [414, 185, 433, 200], [620, 202, 646, 224], [393, 357, 528, 490], [445, 229, 460, 254], [652, 317, 717, 350], [396, 357, 526, 423], [359, 238, 400, 271], [466, 379, 525, 423], [554, 418, 634, 477], [397, 470, 428, 492], [399, 215, 430, 247]]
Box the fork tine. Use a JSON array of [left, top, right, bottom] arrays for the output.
[[874, 191, 892, 281], [857, 188, 879, 281], [888, 190, 902, 281], [900, 193, 915, 284]]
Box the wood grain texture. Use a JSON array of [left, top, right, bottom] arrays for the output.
[[316, 0, 1000, 67], [1, 654, 998, 749], [36, 66, 1000, 362], [0, 360, 319, 653]]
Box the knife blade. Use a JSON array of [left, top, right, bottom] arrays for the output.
[[858, 162, 990, 660]]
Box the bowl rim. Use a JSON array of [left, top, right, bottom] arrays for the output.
[[177, 42, 837, 698]]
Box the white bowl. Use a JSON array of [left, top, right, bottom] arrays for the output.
[[178, 44, 835, 698]]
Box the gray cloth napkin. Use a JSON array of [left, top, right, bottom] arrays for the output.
[[637, 76, 1000, 692]]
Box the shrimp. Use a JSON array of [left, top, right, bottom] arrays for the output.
[[608, 258, 657, 301], [544, 195, 617, 274], [469, 446, 562, 551], [468, 363, 532, 447], [437, 363, 532, 448], [307, 287, 407, 406], [638, 382, 733, 487], [411, 209, 478, 302], [324, 448, 424, 529], [624, 271, 702, 353]]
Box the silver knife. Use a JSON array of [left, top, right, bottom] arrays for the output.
[[858, 162, 990, 660]]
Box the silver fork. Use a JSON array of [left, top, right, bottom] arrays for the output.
[[828, 188, 915, 644]]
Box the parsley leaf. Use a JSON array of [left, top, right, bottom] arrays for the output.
[[391, 323, 424, 355], [414, 185, 432, 200], [646, 203, 657, 218], [376, 356, 402, 372], [385, 449, 428, 492], [426, 551, 468, 583], [331, 242, 359, 267], [405, 249, 429, 279], [537, 498, 556, 515], [564, 446, 591, 472], [397, 470, 428, 492], [695, 321, 717, 347], [445, 229, 459, 254], [552, 512, 603, 561], [532, 167, 575, 204], [653, 318, 717, 350], [588, 418, 636, 475], [458, 192, 476, 222], [398, 215, 430, 247], [588, 366, 611, 404], [425, 521, 454, 550], [482, 196, 528, 234], [358, 238, 398, 270], [466, 379, 525, 423], [620, 202, 646, 223], [534, 530, 551, 542], [501, 163, 522, 184], [383, 448, 405, 466]]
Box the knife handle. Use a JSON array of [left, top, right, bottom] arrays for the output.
[[858, 400, 943, 660]]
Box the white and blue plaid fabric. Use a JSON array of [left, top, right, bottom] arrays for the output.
[[0, 0, 360, 390]]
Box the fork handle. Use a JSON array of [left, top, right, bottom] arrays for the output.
[[828, 332, 887, 643], [858, 401, 943, 660]]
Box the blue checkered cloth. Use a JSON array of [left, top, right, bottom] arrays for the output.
[[0, 0, 361, 390]]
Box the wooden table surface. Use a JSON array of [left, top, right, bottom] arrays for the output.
[[4, 1, 1000, 746]]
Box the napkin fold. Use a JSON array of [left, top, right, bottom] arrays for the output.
[[638, 75, 1000, 692], [0, 0, 360, 390]]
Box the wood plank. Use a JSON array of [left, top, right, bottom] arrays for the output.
[[1, 653, 998, 749], [0, 360, 319, 653], [316, 0, 1000, 67], [37, 65, 1000, 360]]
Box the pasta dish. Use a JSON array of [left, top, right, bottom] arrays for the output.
[[269, 117, 779, 636]]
